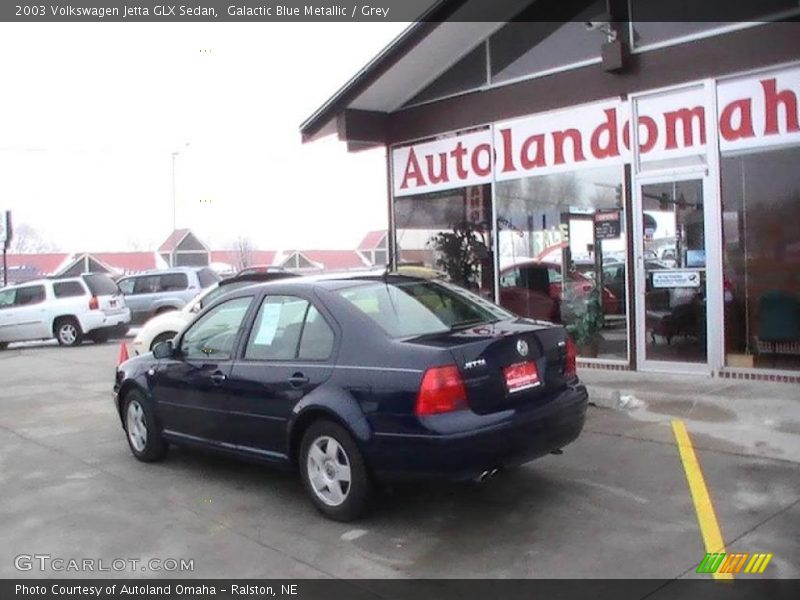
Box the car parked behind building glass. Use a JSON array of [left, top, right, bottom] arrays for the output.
[[0, 273, 130, 348], [116, 267, 220, 324]]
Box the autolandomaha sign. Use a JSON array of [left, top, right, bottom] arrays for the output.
[[392, 65, 800, 196]]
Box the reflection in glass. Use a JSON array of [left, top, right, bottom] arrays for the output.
[[394, 184, 495, 295], [722, 147, 800, 371], [496, 166, 628, 360], [640, 180, 707, 364]]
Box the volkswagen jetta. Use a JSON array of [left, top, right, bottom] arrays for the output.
[[113, 273, 588, 520]]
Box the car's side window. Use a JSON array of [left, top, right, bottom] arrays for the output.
[[53, 281, 86, 298], [245, 295, 312, 361], [117, 278, 135, 295], [133, 276, 160, 295], [159, 273, 188, 292], [179, 296, 252, 361], [0, 289, 16, 309], [197, 268, 219, 288], [546, 267, 562, 284], [297, 305, 335, 361], [500, 268, 520, 288], [14, 286, 46, 306]]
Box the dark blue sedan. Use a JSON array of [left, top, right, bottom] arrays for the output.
[[114, 273, 588, 521]]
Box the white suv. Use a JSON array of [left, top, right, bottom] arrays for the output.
[[0, 274, 131, 348]]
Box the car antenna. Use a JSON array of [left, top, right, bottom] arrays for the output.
[[381, 263, 392, 283]]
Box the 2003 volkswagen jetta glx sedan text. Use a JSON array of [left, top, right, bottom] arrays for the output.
[[113, 273, 588, 520]]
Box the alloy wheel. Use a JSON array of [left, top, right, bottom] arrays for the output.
[[306, 435, 352, 507], [126, 399, 148, 452], [59, 323, 77, 345]]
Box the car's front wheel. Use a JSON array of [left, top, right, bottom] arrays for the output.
[[123, 390, 167, 462], [299, 420, 371, 521]]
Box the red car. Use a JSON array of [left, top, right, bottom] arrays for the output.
[[499, 260, 620, 322]]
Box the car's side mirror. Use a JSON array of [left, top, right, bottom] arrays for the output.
[[152, 340, 174, 359]]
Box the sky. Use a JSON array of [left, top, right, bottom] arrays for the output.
[[0, 22, 409, 252]]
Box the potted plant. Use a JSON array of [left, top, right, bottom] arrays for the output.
[[428, 222, 487, 289], [564, 287, 605, 358]]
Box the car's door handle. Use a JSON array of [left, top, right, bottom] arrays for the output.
[[288, 372, 309, 387], [210, 372, 227, 385]]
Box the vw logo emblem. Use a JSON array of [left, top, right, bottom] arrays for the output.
[[516, 339, 529, 356]]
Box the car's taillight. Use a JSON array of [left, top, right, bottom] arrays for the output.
[[564, 336, 577, 377], [88, 296, 99, 310], [415, 365, 467, 416]]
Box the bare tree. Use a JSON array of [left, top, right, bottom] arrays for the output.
[[8, 223, 58, 254], [229, 235, 254, 271]]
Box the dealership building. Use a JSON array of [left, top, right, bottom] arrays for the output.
[[301, 1, 800, 380]]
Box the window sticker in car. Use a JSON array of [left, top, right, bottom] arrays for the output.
[[253, 303, 282, 345]]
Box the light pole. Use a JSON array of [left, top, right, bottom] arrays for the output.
[[171, 142, 190, 232]]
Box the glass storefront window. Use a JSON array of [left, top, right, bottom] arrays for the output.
[[496, 166, 628, 360], [721, 146, 800, 372], [394, 184, 495, 296]]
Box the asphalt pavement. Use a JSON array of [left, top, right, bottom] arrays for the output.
[[0, 341, 797, 580]]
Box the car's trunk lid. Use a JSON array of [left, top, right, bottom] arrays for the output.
[[407, 318, 569, 414]]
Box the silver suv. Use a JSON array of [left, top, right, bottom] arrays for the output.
[[0, 273, 130, 348], [117, 267, 220, 324]]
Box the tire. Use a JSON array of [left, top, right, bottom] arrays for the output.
[[0, 342, 8, 350], [123, 390, 168, 462], [89, 332, 109, 344], [54, 317, 83, 347], [299, 419, 371, 521], [150, 331, 178, 351]]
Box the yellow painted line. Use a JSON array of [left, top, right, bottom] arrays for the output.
[[672, 419, 732, 581]]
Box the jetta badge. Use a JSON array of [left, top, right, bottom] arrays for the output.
[[516, 340, 529, 357]]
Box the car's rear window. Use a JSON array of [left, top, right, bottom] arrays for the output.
[[197, 268, 221, 288], [336, 280, 512, 338], [82, 274, 119, 296], [53, 281, 86, 298], [200, 281, 255, 309]]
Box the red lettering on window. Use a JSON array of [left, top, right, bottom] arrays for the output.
[[450, 142, 469, 180], [590, 108, 620, 159], [425, 152, 449, 184], [664, 107, 706, 150], [499, 128, 516, 173], [399, 147, 426, 189], [552, 129, 586, 165], [520, 134, 546, 169], [622, 116, 658, 153], [761, 78, 800, 135], [471, 143, 492, 177], [719, 98, 755, 141]]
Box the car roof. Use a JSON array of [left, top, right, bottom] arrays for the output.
[[1, 278, 51, 289], [120, 267, 206, 277], [502, 260, 559, 270], [205, 270, 438, 301]]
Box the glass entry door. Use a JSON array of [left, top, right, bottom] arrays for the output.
[[635, 176, 711, 370]]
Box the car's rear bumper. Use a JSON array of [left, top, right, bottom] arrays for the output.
[[80, 308, 131, 334], [367, 383, 588, 482]]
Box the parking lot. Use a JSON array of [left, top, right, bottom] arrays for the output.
[[1, 340, 798, 580]]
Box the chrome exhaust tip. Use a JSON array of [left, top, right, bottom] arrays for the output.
[[476, 468, 500, 483]]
